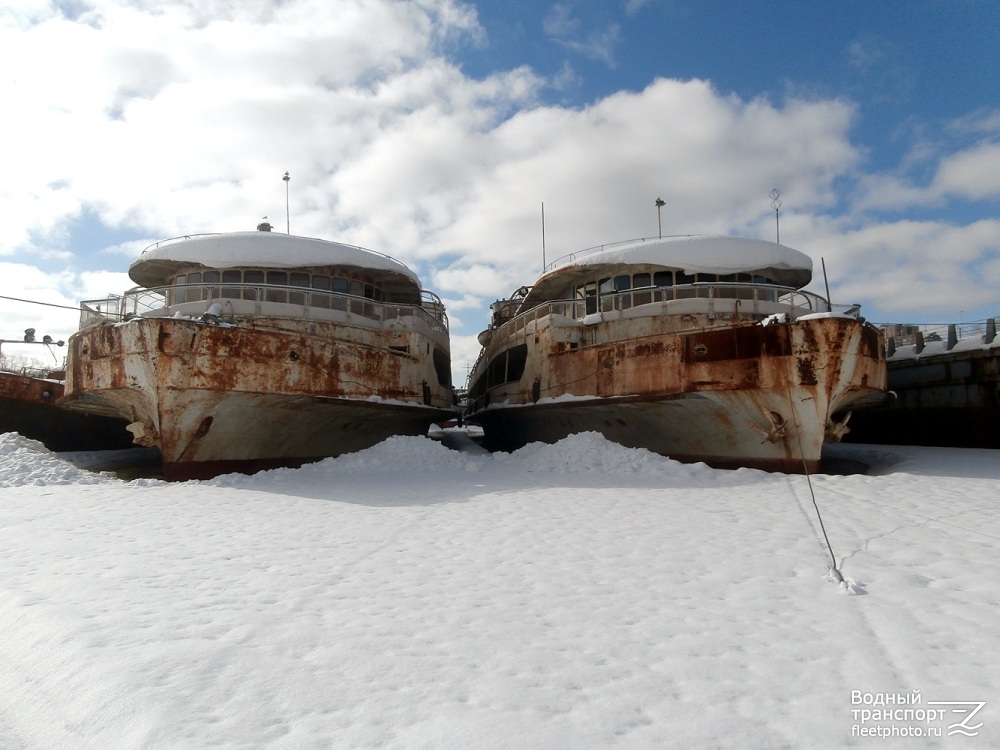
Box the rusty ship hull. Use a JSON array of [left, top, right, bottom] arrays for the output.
[[469, 315, 885, 473], [63, 316, 453, 481], [1, 370, 132, 452], [60, 230, 455, 481], [465, 235, 887, 473]]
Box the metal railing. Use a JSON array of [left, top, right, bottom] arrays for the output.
[[882, 316, 999, 356], [470, 281, 837, 381], [497, 282, 830, 336], [79, 283, 448, 332]]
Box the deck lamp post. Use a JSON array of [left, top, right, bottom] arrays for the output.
[[283, 172, 291, 234], [655, 197, 665, 238]]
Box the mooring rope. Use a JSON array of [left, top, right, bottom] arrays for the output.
[[782, 318, 845, 583], [796, 429, 845, 584]]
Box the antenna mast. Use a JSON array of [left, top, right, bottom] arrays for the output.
[[769, 188, 782, 244]]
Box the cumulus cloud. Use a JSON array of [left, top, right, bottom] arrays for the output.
[[793, 217, 1000, 322], [0, 262, 132, 366], [856, 136, 1000, 209], [0, 0, 488, 255], [2, 0, 997, 382], [933, 143, 1000, 200]]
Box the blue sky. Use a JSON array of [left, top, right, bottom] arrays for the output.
[[1, 0, 998, 383]]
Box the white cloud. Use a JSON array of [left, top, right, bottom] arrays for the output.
[[0, 0, 486, 253], [625, 0, 653, 14], [856, 137, 1000, 210], [947, 108, 1000, 135], [448, 332, 486, 382], [2, 2, 861, 273], [791, 218, 1000, 323], [3, 0, 998, 386], [0, 262, 131, 368], [933, 142, 1000, 200], [542, 3, 620, 67]]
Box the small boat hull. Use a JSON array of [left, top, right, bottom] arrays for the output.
[[0, 370, 132, 452]]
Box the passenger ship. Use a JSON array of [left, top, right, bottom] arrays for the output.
[[464, 234, 886, 473], [61, 224, 455, 480]]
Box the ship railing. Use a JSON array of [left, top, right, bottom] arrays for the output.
[[881, 316, 999, 356], [78, 283, 448, 333], [506, 282, 827, 329], [78, 295, 126, 328], [474, 282, 836, 362], [594, 282, 831, 315]]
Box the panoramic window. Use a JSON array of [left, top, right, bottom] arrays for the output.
[[171, 274, 187, 304], [243, 270, 264, 301], [598, 278, 615, 312], [584, 281, 597, 315], [265, 271, 288, 303], [164, 268, 388, 311], [433, 347, 451, 387], [311, 275, 331, 309], [482, 343, 527, 389], [186, 272, 203, 302], [289, 272, 309, 306], [505, 344, 528, 382], [221, 270, 241, 299]]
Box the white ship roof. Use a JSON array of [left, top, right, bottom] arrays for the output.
[[553, 235, 811, 278], [520, 234, 813, 309], [129, 231, 421, 290]]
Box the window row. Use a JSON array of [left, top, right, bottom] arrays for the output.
[[573, 270, 776, 303], [170, 270, 385, 306], [572, 270, 781, 316]]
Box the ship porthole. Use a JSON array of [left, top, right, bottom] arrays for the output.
[[289, 350, 299, 361]]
